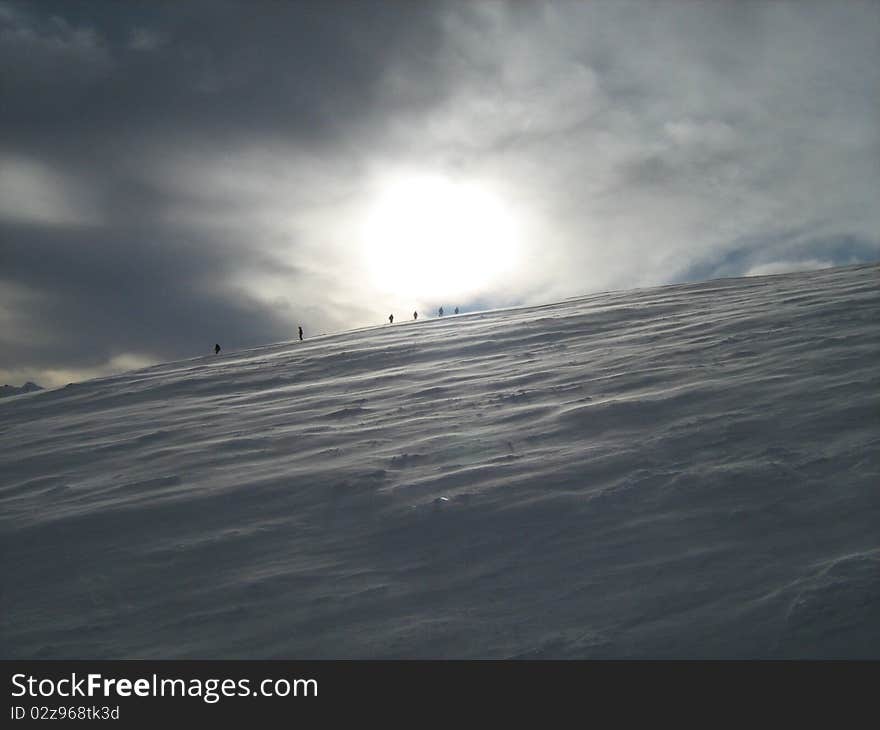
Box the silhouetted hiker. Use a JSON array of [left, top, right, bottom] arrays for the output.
[[413, 311, 418, 320], [298, 326, 303, 341], [214, 343, 221, 355], [454, 307, 459, 314], [389, 314, 394, 324], [439, 306, 444, 317]]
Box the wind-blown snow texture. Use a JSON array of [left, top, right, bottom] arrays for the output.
[[2, 263, 878, 659]]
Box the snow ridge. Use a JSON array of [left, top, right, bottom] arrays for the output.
[[1, 263, 878, 658]]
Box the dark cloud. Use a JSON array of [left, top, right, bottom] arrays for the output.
[[0, 220, 301, 370], [1, 0, 450, 153], [1, 0, 878, 386]]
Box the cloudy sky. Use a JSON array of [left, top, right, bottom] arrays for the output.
[[2, 0, 878, 388]]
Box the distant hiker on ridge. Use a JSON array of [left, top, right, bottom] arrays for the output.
[[389, 314, 394, 324], [298, 326, 303, 341], [214, 343, 221, 354], [439, 306, 444, 317], [413, 311, 418, 320], [454, 307, 459, 314]]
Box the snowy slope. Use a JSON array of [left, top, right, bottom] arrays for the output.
[[1, 263, 878, 659]]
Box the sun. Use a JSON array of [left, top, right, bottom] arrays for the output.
[[360, 174, 520, 304]]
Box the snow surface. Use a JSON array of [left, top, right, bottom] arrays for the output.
[[1, 263, 878, 659]]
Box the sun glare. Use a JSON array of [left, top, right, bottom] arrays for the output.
[[361, 175, 520, 304]]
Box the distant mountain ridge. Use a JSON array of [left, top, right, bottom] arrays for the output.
[[0, 382, 43, 398]]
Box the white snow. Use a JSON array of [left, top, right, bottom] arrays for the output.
[[1, 262, 878, 658]]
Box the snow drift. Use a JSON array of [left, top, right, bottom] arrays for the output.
[[1, 263, 878, 658]]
